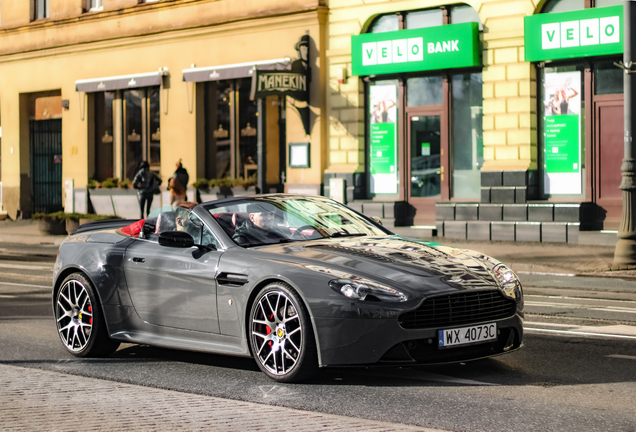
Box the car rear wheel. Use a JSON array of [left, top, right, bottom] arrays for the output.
[[55, 272, 120, 357], [249, 282, 318, 383]]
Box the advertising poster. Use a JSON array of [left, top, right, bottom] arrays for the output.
[[369, 84, 398, 194], [543, 71, 582, 194]]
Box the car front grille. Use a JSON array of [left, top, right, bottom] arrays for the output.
[[398, 290, 517, 329]]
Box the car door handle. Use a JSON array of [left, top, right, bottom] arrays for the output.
[[132, 257, 145, 263]]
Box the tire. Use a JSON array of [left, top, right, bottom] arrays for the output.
[[249, 282, 318, 383], [54, 272, 120, 357]]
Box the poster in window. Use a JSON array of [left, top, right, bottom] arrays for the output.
[[543, 71, 582, 195], [369, 84, 398, 194]]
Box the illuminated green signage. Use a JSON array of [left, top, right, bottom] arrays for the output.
[[351, 22, 480, 76], [524, 6, 623, 62]]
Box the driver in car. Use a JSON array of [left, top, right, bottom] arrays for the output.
[[233, 203, 288, 245]]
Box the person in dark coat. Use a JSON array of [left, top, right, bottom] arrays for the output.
[[133, 161, 162, 218], [169, 159, 189, 205], [232, 203, 288, 246]]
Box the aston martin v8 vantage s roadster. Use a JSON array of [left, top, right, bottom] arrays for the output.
[[53, 194, 523, 382]]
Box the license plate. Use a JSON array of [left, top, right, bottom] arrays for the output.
[[438, 323, 497, 348]]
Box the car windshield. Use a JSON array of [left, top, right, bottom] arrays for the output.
[[204, 195, 390, 247]]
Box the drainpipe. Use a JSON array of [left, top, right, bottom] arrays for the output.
[[614, 0, 636, 263]]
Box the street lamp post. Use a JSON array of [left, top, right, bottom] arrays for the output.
[[614, 0, 636, 264]]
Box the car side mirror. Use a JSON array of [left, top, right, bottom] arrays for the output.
[[371, 216, 383, 226], [159, 231, 194, 248]]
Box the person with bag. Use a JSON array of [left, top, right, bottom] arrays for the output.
[[169, 159, 189, 206], [133, 160, 162, 218]]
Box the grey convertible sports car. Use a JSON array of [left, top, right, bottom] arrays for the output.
[[52, 194, 523, 382]]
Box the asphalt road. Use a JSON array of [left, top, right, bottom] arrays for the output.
[[1, 262, 636, 431]]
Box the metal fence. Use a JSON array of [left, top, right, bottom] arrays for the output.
[[30, 119, 63, 214]]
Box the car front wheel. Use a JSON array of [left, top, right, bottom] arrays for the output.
[[249, 282, 318, 383]]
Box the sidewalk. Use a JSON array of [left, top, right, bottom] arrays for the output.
[[0, 364, 441, 432], [0, 219, 634, 276]]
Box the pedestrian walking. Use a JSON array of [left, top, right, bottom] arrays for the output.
[[133, 161, 162, 218], [169, 159, 189, 206]]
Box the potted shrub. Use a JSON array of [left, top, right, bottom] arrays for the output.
[[218, 177, 234, 199], [64, 213, 83, 235], [101, 177, 119, 189], [33, 211, 67, 235]]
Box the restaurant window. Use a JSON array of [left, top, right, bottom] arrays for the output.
[[123, 88, 161, 180], [32, 0, 49, 20], [94, 91, 114, 181], [203, 78, 258, 181]]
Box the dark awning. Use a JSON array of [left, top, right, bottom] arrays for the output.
[[75, 69, 168, 92], [182, 58, 290, 83]]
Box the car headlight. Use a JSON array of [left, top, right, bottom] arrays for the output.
[[492, 263, 520, 290], [329, 278, 408, 302]]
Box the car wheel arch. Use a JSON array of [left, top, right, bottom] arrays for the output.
[[243, 277, 322, 365], [53, 267, 106, 322]]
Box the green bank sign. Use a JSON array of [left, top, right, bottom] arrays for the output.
[[525, 6, 623, 62], [351, 22, 480, 76]]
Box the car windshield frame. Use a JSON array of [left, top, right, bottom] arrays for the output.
[[203, 195, 392, 247]]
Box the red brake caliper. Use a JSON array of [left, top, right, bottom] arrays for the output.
[[88, 305, 93, 325], [267, 313, 274, 346]]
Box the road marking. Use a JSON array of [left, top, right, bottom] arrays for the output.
[[0, 281, 50, 289], [525, 327, 636, 340], [524, 322, 574, 328], [0, 295, 17, 298], [517, 271, 576, 277], [589, 308, 636, 314], [526, 295, 636, 305], [606, 354, 636, 360], [525, 302, 582, 308], [0, 263, 53, 270]]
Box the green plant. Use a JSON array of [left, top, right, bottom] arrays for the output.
[[101, 177, 119, 189], [87, 178, 97, 189], [244, 174, 257, 187], [219, 177, 234, 188], [119, 178, 132, 189], [208, 178, 220, 188], [32, 213, 48, 221], [193, 178, 210, 190]]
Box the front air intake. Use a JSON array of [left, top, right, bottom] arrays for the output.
[[398, 290, 516, 329]]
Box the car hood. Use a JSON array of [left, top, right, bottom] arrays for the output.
[[253, 235, 502, 298]]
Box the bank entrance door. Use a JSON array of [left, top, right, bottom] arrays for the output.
[[407, 111, 448, 224], [30, 119, 63, 214]]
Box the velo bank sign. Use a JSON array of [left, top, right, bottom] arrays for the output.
[[525, 6, 623, 62], [351, 22, 480, 76]]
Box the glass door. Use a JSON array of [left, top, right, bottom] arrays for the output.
[[407, 112, 448, 205]]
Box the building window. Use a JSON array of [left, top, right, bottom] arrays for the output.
[[123, 88, 161, 180], [93, 91, 115, 181], [32, 0, 49, 20], [88, 0, 103, 11], [451, 73, 483, 198]]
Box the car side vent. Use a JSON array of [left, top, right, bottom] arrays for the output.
[[217, 273, 249, 287]]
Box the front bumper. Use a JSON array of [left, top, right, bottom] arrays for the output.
[[313, 313, 523, 367]]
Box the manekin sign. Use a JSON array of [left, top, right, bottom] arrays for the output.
[[351, 22, 480, 76], [524, 6, 623, 62], [254, 35, 310, 103]]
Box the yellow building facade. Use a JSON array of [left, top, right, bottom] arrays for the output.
[[0, 0, 327, 219]]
